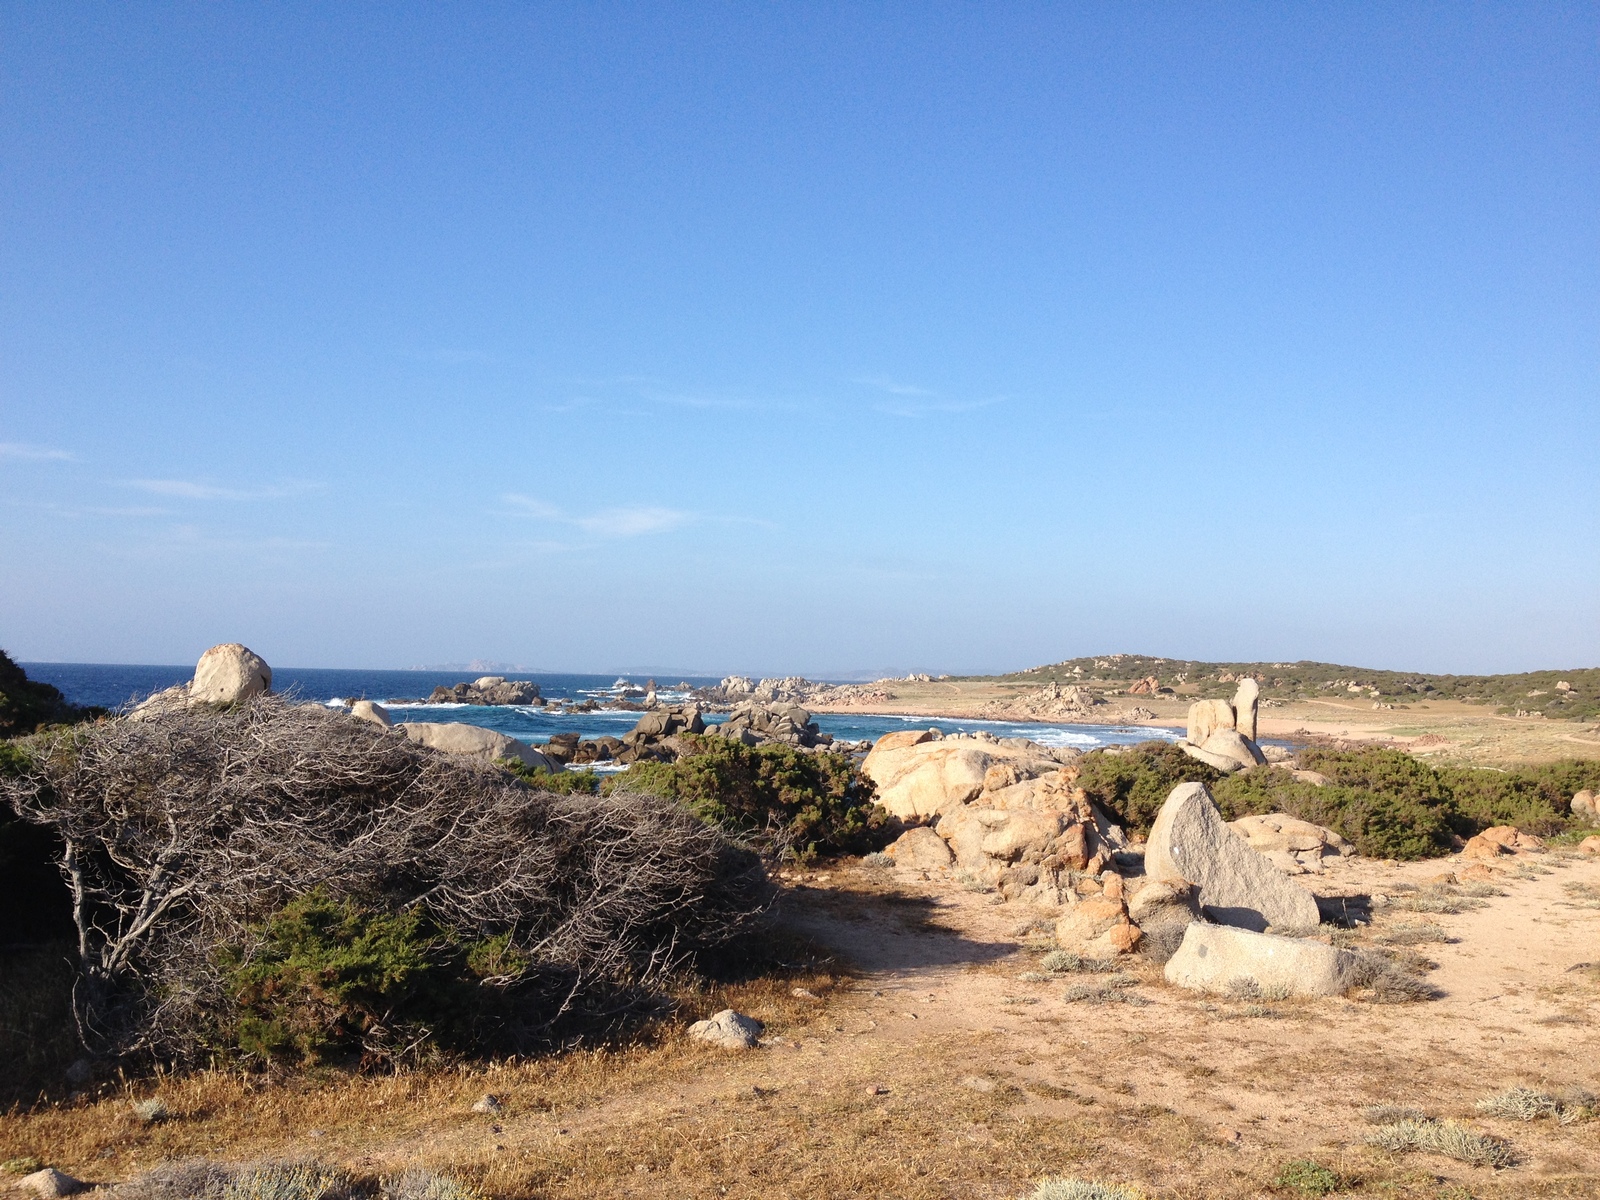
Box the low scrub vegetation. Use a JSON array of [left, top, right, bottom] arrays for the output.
[[1026, 1179, 1145, 1200], [992, 653, 1600, 720], [108, 1159, 481, 1200], [1075, 742, 1600, 858], [1271, 1160, 1346, 1196], [1365, 1117, 1514, 1168], [1475, 1085, 1597, 1124], [0, 696, 770, 1070], [621, 734, 891, 860]]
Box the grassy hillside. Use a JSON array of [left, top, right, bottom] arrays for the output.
[[970, 654, 1600, 722]]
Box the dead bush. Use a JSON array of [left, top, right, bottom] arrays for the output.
[[0, 697, 771, 1064]]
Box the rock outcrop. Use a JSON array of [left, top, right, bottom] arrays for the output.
[[615, 705, 706, 763], [131, 642, 273, 717], [426, 677, 543, 706], [1145, 783, 1321, 932], [1176, 682, 1268, 773], [1164, 923, 1361, 997], [860, 732, 1070, 821], [400, 721, 554, 770], [1228, 813, 1354, 875], [540, 731, 625, 766], [1573, 789, 1598, 825], [707, 702, 832, 750]]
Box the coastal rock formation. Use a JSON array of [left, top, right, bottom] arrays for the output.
[[1228, 813, 1354, 875], [708, 701, 830, 750], [1164, 923, 1361, 997], [616, 705, 706, 763], [540, 731, 625, 766], [1573, 789, 1598, 825], [860, 732, 1069, 821], [426, 677, 543, 706], [349, 700, 392, 728], [131, 642, 273, 717], [1145, 782, 1321, 933], [400, 721, 555, 770], [1176, 682, 1268, 773]]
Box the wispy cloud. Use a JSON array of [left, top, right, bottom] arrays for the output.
[[856, 375, 936, 397], [0, 442, 75, 461], [856, 375, 1006, 418], [502, 494, 691, 539], [124, 479, 323, 501]]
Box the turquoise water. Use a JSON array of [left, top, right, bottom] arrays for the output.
[[23, 663, 1184, 753]]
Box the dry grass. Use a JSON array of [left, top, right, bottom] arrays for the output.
[[1366, 1117, 1515, 1168], [1475, 1086, 1597, 1125]]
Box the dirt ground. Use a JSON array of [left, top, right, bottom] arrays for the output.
[[810, 682, 1600, 769], [5, 850, 1597, 1199]]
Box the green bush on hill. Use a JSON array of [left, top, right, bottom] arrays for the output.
[[1075, 742, 1600, 860], [981, 653, 1600, 721], [622, 734, 892, 861]]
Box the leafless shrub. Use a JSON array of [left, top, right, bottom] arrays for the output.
[[1, 697, 771, 1061]]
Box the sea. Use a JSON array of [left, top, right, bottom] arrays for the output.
[[21, 663, 1185, 758]]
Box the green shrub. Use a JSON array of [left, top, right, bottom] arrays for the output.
[[1073, 742, 1224, 832], [1075, 743, 1597, 860], [1272, 1160, 1345, 1195], [620, 735, 891, 860], [499, 762, 602, 794], [219, 890, 521, 1066]]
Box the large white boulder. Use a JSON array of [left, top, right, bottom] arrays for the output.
[[861, 735, 1063, 821], [1164, 923, 1361, 997], [401, 721, 554, 770], [1145, 782, 1321, 933], [190, 643, 272, 705], [349, 700, 393, 728]]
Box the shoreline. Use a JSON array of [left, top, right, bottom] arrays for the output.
[[810, 684, 1600, 768]]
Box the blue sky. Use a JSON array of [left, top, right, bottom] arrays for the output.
[[1, 3, 1595, 676]]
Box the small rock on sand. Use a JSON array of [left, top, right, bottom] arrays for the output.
[[689, 1009, 764, 1050]]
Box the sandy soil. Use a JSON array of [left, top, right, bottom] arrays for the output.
[[11, 850, 1596, 1199], [811, 682, 1600, 768]]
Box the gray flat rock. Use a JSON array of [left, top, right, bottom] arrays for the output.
[[1144, 782, 1321, 932]]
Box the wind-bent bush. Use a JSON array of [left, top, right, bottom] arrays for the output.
[[620, 734, 891, 860], [0, 696, 770, 1064]]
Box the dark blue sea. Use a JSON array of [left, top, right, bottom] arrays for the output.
[[22, 662, 1184, 755]]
